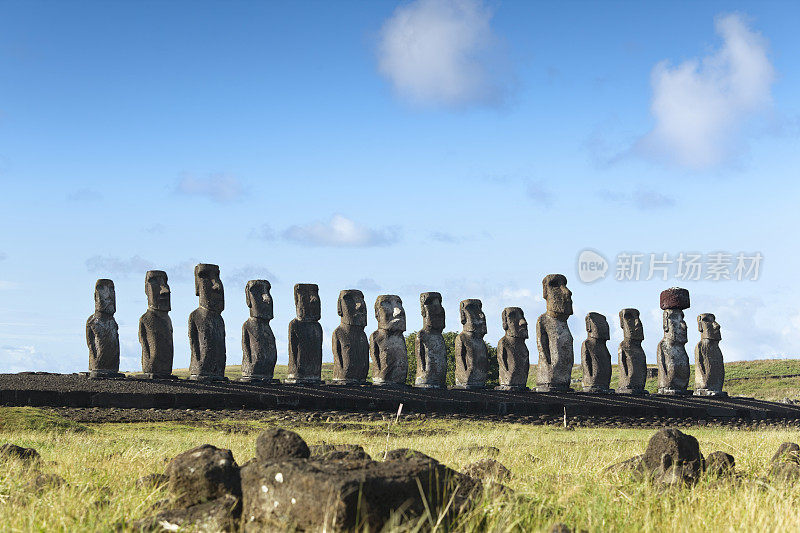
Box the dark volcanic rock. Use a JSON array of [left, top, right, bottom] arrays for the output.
[[136, 473, 168, 489], [383, 448, 436, 461], [643, 428, 704, 485], [603, 454, 645, 475], [462, 458, 511, 483], [240, 450, 478, 531], [770, 442, 800, 464], [164, 444, 241, 509], [660, 287, 690, 310], [256, 428, 310, 462], [134, 493, 240, 532], [705, 451, 735, 477], [0, 443, 40, 463]]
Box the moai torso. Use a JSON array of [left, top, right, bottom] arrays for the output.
[[332, 289, 369, 384], [618, 339, 647, 393], [694, 313, 725, 395], [497, 336, 529, 389], [455, 332, 488, 387], [87, 279, 121, 378], [536, 314, 574, 391], [657, 339, 690, 392], [415, 330, 447, 387], [370, 329, 408, 384], [189, 307, 226, 378], [242, 318, 277, 379], [140, 309, 173, 376], [581, 312, 612, 393], [288, 319, 323, 381]]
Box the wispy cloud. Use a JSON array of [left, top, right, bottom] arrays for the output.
[[226, 265, 278, 288], [355, 278, 382, 292], [598, 188, 676, 210], [67, 188, 104, 202], [175, 173, 245, 203], [377, 0, 511, 108], [430, 231, 462, 244], [283, 215, 400, 247], [526, 181, 554, 207], [638, 13, 775, 169], [249, 224, 277, 241], [85, 256, 199, 281], [143, 224, 166, 234], [0, 252, 6, 261]]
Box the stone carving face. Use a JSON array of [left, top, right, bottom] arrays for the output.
[[420, 292, 445, 332], [95, 279, 116, 315], [543, 274, 573, 317], [502, 307, 528, 339], [460, 299, 487, 336], [246, 280, 273, 320], [145, 270, 171, 312], [586, 312, 610, 340], [195, 264, 224, 313], [663, 309, 688, 343], [698, 313, 721, 341], [294, 283, 321, 321], [338, 289, 367, 327], [375, 295, 406, 332], [619, 308, 644, 341]]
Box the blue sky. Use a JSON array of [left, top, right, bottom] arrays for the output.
[[1, 0, 799, 373]]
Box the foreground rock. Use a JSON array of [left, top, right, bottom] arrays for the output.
[[0, 443, 40, 463], [256, 428, 310, 461], [705, 451, 735, 477], [605, 428, 705, 486], [769, 442, 800, 482], [462, 458, 511, 483], [135, 494, 240, 532]]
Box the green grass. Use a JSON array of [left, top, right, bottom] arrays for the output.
[[0, 407, 90, 434], [2, 407, 800, 531]]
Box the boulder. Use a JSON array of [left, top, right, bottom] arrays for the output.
[[0, 443, 40, 463], [134, 493, 240, 532], [462, 458, 511, 483], [642, 428, 703, 485], [705, 451, 735, 477], [769, 462, 800, 483], [770, 442, 800, 464], [256, 429, 309, 462], [164, 444, 241, 509], [240, 450, 479, 531], [309, 443, 369, 460]]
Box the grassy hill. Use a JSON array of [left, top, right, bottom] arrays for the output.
[[173, 358, 800, 402]]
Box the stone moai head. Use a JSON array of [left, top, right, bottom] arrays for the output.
[[195, 263, 224, 313], [460, 299, 487, 336], [543, 274, 573, 317], [502, 307, 528, 339], [294, 283, 321, 321], [619, 308, 644, 341], [94, 279, 116, 315], [246, 280, 273, 320], [586, 312, 610, 341], [375, 294, 406, 332], [145, 270, 170, 312], [698, 313, 721, 341], [420, 292, 445, 333], [338, 289, 367, 327], [663, 309, 688, 343]]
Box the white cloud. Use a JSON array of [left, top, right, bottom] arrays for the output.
[[377, 0, 509, 107], [0, 345, 69, 373], [639, 13, 775, 169], [283, 215, 400, 247], [175, 173, 244, 203]]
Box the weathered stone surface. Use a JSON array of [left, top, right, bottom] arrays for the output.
[[617, 308, 648, 395], [139, 270, 174, 379], [331, 290, 369, 385], [771, 442, 800, 464], [370, 295, 408, 386], [603, 454, 645, 475], [581, 312, 612, 393], [0, 443, 40, 463], [383, 448, 436, 461], [240, 448, 477, 531], [256, 429, 310, 462], [241, 280, 277, 382], [660, 287, 690, 310], [705, 451, 735, 477], [134, 493, 240, 533], [642, 428, 703, 485], [136, 473, 168, 489], [309, 443, 370, 461], [694, 313, 726, 396], [164, 444, 241, 509], [769, 462, 800, 483], [536, 274, 574, 392], [287, 284, 323, 384], [454, 299, 488, 389], [189, 264, 226, 381], [462, 458, 511, 483], [497, 307, 530, 390], [415, 292, 447, 388], [87, 279, 121, 378], [657, 309, 690, 395]]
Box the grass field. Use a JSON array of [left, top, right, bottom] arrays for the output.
[[2, 406, 800, 531], [170, 358, 800, 401]]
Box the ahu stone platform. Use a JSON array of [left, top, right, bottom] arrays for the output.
[[1, 373, 799, 421]]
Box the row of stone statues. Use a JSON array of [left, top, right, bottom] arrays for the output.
[[86, 265, 725, 396]]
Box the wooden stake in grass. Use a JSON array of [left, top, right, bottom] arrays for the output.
[[383, 403, 404, 460]]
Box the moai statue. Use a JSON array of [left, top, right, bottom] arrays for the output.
[[86, 279, 122, 378], [694, 313, 726, 396], [414, 292, 447, 389], [370, 295, 408, 387], [535, 274, 574, 392], [581, 312, 613, 393], [657, 287, 691, 395], [496, 307, 530, 391], [188, 263, 227, 381], [454, 299, 488, 389], [241, 280, 278, 383], [139, 270, 174, 379], [331, 289, 369, 385], [287, 283, 323, 384], [617, 308, 648, 395]]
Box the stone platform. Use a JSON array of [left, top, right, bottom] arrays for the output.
[[1, 373, 798, 421]]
